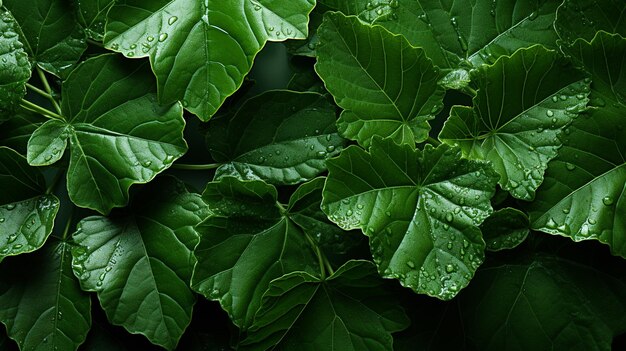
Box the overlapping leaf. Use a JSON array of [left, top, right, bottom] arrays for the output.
[[529, 32, 626, 256], [27, 54, 187, 214], [74, 0, 115, 41], [322, 0, 560, 87], [0, 108, 45, 154], [71, 177, 209, 350], [322, 138, 499, 300], [207, 90, 345, 185], [241, 260, 409, 351], [439, 45, 589, 200], [315, 12, 444, 147], [191, 177, 319, 329], [4, 0, 86, 76], [0, 147, 59, 260], [0, 9, 31, 118], [0, 240, 91, 351], [104, 0, 315, 121], [556, 0, 626, 43], [481, 208, 530, 251]]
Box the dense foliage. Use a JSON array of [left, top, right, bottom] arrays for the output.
[[0, 0, 625, 350]]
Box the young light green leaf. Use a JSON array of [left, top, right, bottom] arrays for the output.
[[460, 255, 626, 351], [104, 0, 315, 121], [73, 0, 115, 41], [439, 45, 590, 200], [207, 90, 346, 185], [0, 147, 59, 259], [529, 32, 626, 257], [481, 208, 529, 251], [322, 0, 560, 86], [0, 8, 31, 119], [315, 12, 444, 147], [71, 177, 209, 350], [0, 240, 91, 351], [4, 0, 86, 76], [322, 138, 499, 300], [191, 177, 319, 329], [27, 54, 187, 214], [241, 260, 409, 351], [556, 0, 626, 43]]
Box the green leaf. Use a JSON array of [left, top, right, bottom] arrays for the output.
[[529, 32, 626, 257], [322, 0, 560, 79], [0, 8, 31, 118], [241, 260, 409, 351], [104, 0, 316, 121], [315, 12, 444, 147], [71, 177, 209, 350], [27, 54, 187, 214], [460, 254, 626, 350], [208, 90, 345, 185], [74, 0, 115, 41], [0, 108, 46, 154], [191, 177, 319, 329], [439, 45, 590, 200], [481, 208, 529, 251], [555, 0, 626, 43], [4, 0, 87, 76], [322, 138, 499, 300], [0, 147, 59, 259], [0, 240, 91, 351]]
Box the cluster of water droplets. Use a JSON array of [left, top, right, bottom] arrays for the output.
[[109, 15, 177, 57]]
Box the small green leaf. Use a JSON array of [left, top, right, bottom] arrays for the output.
[[315, 12, 444, 147], [241, 260, 409, 351], [208, 90, 346, 185], [0, 108, 46, 154], [4, 0, 87, 76], [27, 54, 187, 214], [481, 208, 529, 251], [0, 147, 59, 259], [439, 45, 589, 200], [71, 177, 209, 350], [529, 32, 626, 257], [104, 0, 316, 121], [191, 177, 319, 329], [556, 0, 626, 43], [0, 8, 31, 118], [322, 138, 499, 300], [73, 0, 115, 41], [0, 240, 91, 351]]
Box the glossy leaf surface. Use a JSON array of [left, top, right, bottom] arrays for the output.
[[241, 260, 409, 351], [208, 90, 345, 185], [71, 177, 209, 350], [529, 32, 626, 256], [0, 241, 91, 351], [105, 0, 315, 121], [74, 0, 115, 41], [316, 12, 444, 147], [481, 208, 530, 251], [556, 0, 626, 43], [27, 54, 187, 214], [191, 177, 318, 329], [322, 138, 499, 300], [439, 45, 589, 200], [0, 9, 31, 118]]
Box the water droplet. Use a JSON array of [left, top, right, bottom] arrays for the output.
[[317, 151, 327, 157], [445, 213, 453, 222], [576, 93, 585, 100], [143, 161, 152, 167], [253, 4, 261, 10], [147, 36, 154, 42], [406, 261, 415, 269], [565, 162, 576, 171], [346, 210, 353, 216], [5, 204, 15, 211], [159, 33, 168, 42], [0, 218, 4, 223], [445, 264, 455, 273], [546, 218, 558, 229], [7, 234, 17, 243], [258, 156, 265, 164], [111, 43, 119, 50], [588, 218, 597, 225], [168, 16, 178, 25], [509, 180, 519, 188], [127, 52, 135, 57], [562, 208, 570, 214], [357, 204, 364, 209], [602, 196, 614, 206], [552, 96, 559, 102], [326, 145, 335, 152], [546, 110, 554, 117]]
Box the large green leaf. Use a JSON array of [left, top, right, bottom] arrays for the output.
[[4, 0, 86, 76], [0, 147, 59, 260], [0, 240, 91, 351], [529, 32, 626, 256], [104, 0, 316, 121], [315, 12, 444, 147], [322, 138, 499, 300], [27, 54, 187, 214], [460, 254, 626, 350], [191, 177, 319, 330], [241, 260, 409, 351], [439, 45, 589, 200], [322, 0, 560, 85], [0, 8, 31, 118], [74, 0, 115, 41], [555, 0, 626, 43], [71, 177, 209, 350], [207, 90, 346, 185]]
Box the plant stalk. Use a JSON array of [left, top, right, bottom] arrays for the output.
[[36, 67, 63, 114], [20, 99, 63, 120], [172, 163, 222, 170]]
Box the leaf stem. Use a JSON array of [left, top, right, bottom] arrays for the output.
[[61, 207, 74, 241], [427, 136, 441, 146], [36, 67, 62, 115], [20, 99, 63, 120], [172, 163, 222, 170], [87, 38, 104, 47]]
